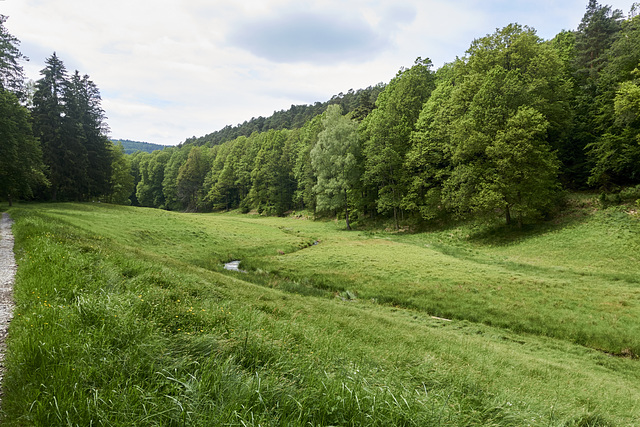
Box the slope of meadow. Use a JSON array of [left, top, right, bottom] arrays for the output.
[[1, 201, 639, 425]]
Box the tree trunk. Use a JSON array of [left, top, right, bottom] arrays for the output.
[[393, 206, 399, 230], [7, 195, 12, 207], [505, 204, 511, 225], [345, 189, 351, 230]]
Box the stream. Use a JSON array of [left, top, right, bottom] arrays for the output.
[[224, 260, 246, 273]]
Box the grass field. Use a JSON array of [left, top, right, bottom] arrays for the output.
[[1, 199, 639, 425]]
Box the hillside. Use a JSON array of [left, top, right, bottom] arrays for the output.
[[112, 139, 167, 154], [183, 84, 384, 147], [2, 199, 639, 425]]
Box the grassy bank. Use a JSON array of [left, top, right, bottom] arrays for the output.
[[1, 202, 639, 425]]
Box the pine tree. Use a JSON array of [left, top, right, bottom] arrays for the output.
[[66, 71, 112, 198], [569, 0, 624, 186], [0, 15, 27, 97], [587, 12, 640, 187], [32, 53, 83, 201]]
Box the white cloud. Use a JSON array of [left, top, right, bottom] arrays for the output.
[[3, 0, 639, 145]]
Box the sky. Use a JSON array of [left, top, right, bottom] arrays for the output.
[[2, 0, 638, 146]]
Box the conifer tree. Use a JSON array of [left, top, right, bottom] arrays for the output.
[[569, 0, 624, 186], [0, 15, 47, 205], [0, 15, 27, 97], [31, 53, 79, 201], [66, 71, 112, 198]]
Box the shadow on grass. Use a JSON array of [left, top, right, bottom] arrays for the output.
[[467, 196, 599, 247], [356, 195, 597, 249]]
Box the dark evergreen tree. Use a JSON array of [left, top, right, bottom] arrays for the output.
[[588, 12, 640, 187], [574, 0, 623, 82], [32, 54, 113, 201], [0, 15, 27, 97], [66, 71, 113, 198], [32, 53, 84, 201], [568, 0, 624, 187], [0, 15, 47, 205]]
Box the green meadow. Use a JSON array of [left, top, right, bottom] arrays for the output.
[[1, 199, 639, 425]]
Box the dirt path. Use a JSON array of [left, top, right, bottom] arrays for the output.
[[0, 213, 16, 402]]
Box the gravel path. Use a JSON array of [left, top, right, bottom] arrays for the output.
[[0, 213, 16, 403]]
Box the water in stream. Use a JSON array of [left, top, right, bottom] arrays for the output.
[[224, 260, 246, 273]]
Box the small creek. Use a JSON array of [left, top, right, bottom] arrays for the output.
[[224, 260, 246, 273]]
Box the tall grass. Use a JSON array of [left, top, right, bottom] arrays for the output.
[[1, 203, 639, 425]]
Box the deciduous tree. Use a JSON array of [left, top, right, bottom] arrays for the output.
[[0, 90, 47, 205], [310, 105, 360, 229], [361, 57, 435, 228]]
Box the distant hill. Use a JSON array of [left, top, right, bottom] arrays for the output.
[[184, 84, 385, 147], [112, 139, 167, 155]]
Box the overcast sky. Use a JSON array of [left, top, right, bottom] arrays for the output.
[[2, 0, 638, 146]]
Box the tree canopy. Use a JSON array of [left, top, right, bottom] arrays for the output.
[[3, 1, 640, 229]]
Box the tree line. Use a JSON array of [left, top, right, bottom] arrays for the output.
[[3, 1, 640, 228], [182, 84, 385, 147], [132, 1, 640, 228], [0, 15, 131, 206]]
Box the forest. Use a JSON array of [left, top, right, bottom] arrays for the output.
[[2, 1, 640, 229], [112, 139, 167, 155]]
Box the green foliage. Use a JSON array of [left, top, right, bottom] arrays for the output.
[[204, 140, 242, 211], [587, 13, 640, 187], [177, 146, 210, 211], [31, 54, 112, 201], [111, 139, 166, 154], [570, 1, 625, 187], [104, 142, 134, 205], [409, 25, 564, 226], [248, 130, 296, 216], [311, 105, 360, 229], [0, 15, 27, 97], [66, 71, 113, 198], [31, 53, 74, 201], [7, 1, 637, 227], [162, 146, 190, 210], [574, 0, 623, 82], [184, 85, 385, 147], [0, 90, 48, 205], [292, 116, 323, 211], [485, 107, 560, 224], [361, 57, 436, 228], [135, 149, 171, 208]]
